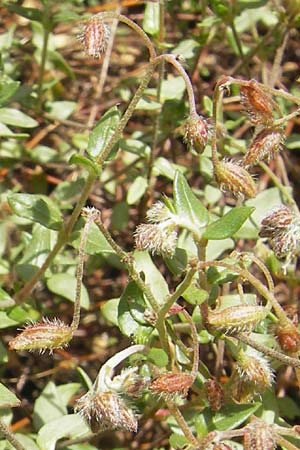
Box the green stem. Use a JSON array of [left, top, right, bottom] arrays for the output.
[[166, 403, 198, 447], [275, 435, 300, 450], [93, 215, 160, 313], [0, 418, 26, 450], [37, 6, 50, 110], [230, 20, 250, 78], [181, 309, 199, 380]]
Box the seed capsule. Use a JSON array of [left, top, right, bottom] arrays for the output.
[[240, 80, 275, 126], [205, 379, 223, 411], [150, 372, 193, 399], [214, 160, 256, 198], [207, 305, 267, 333], [244, 418, 275, 450], [184, 115, 209, 154], [243, 127, 284, 168], [78, 15, 110, 59]]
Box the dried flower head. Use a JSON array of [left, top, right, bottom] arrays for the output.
[[150, 371, 193, 400], [146, 201, 173, 223], [134, 223, 177, 257], [108, 367, 149, 398], [243, 127, 284, 168], [214, 160, 256, 198], [207, 305, 267, 334], [244, 417, 275, 450], [8, 318, 73, 353], [240, 80, 275, 126], [184, 115, 209, 154], [75, 390, 137, 433], [259, 205, 300, 258], [205, 379, 224, 411], [78, 15, 110, 59]]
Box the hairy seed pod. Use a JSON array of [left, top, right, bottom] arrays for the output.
[[9, 318, 73, 353], [78, 15, 110, 59], [207, 305, 267, 333], [205, 379, 224, 411], [244, 418, 275, 450], [214, 161, 256, 198], [134, 223, 177, 257], [76, 390, 137, 433], [260, 206, 294, 236], [236, 349, 274, 389], [240, 80, 275, 126], [243, 127, 284, 168], [275, 323, 300, 353], [184, 115, 209, 154], [150, 372, 193, 399]]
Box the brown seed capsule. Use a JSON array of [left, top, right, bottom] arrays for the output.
[[236, 349, 274, 393], [214, 160, 256, 198], [205, 379, 224, 411], [244, 418, 275, 450], [9, 318, 73, 353], [260, 205, 294, 235], [243, 127, 284, 168], [78, 15, 110, 59], [275, 323, 300, 353], [184, 115, 209, 154], [240, 80, 275, 126], [207, 305, 267, 333], [76, 390, 138, 433], [150, 372, 193, 399]]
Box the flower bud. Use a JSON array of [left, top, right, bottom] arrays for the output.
[[134, 223, 177, 257], [8, 318, 73, 353], [240, 80, 275, 126], [78, 15, 110, 59], [244, 418, 275, 450], [75, 390, 138, 433], [150, 372, 193, 400], [184, 115, 209, 154], [207, 305, 267, 334], [214, 160, 256, 198], [243, 127, 284, 168]]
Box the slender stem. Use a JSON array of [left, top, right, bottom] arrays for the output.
[[236, 332, 300, 369], [71, 208, 99, 331], [269, 29, 289, 88], [240, 253, 274, 293], [181, 309, 199, 380], [230, 20, 250, 78], [36, 20, 50, 110], [167, 403, 199, 447], [275, 435, 300, 450], [0, 418, 26, 450], [163, 54, 197, 117], [93, 214, 160, 312], [15, 171, 96, 304], [96, 12, 157, 60]]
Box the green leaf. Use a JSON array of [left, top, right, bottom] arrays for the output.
[[71, 221, 115, 255], [33, 381, 67, 430], [69, 154, 100, 175], [118, 281, 151, 338], [16, 224, 57, 281], [8, 193, 63, 230], [111, 202, 129, 231], [48, 50, 75, 79], [101, 298, 119, 326], [4, 4, 43, 22], [46, 101, 77, 120], [0, 77, 20, 107], [87, 106, 121, 160], [182, 285, 208, 305], [148, 348, 168, 368], [0, 108, 38, 128], [173, 171, 209, 230], [203, 206, 255, 240], [143, 1, 160, 35], [46, 273, 90, 310], [213, 403, 260, 430], [0, 287, 15, 309], [37, 414, 90, 450], [126, 176, 148, 205], [0, 384, 20, 409]]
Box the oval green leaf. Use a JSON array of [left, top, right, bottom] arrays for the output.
[[87, 106, 121, 160], [0, 383, 20, 409], [203, 206, 255, 240], [143, 1, 160, 35], [8, 193, 63, 230], [46, 273, 90, 310], [0, 107, 38, 128], [173, 171, 209, 229]]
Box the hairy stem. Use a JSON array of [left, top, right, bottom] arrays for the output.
[[0, 418, 26, 450]]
